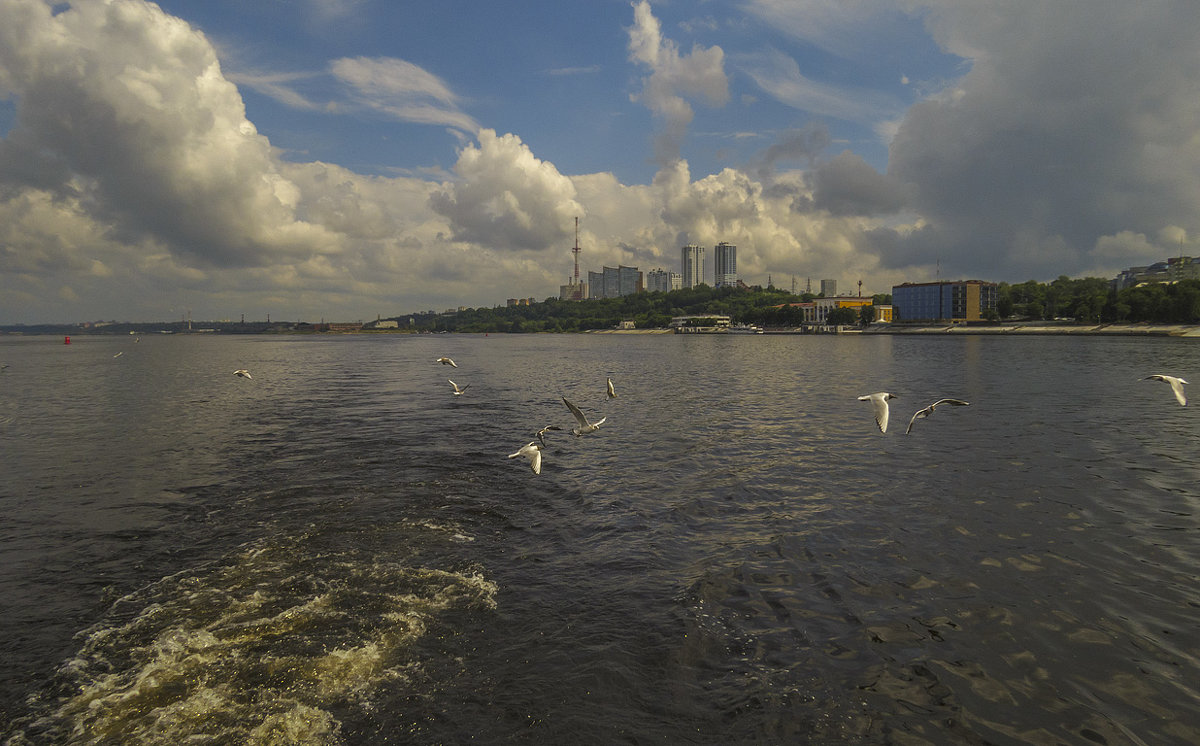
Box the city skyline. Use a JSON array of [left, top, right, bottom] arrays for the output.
[[3, 0, 1200, 323]]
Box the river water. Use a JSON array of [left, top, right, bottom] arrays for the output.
[[1, 332, 1198, 744]]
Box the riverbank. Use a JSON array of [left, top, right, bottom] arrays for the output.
[[861, 322, 1200, 337]]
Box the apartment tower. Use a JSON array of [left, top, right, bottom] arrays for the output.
[[681, 244, 705, 288]]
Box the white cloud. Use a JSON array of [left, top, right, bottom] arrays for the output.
[[627, 1, 730, 163], [738, 47, 895, 124], [875, 0, 1200, 280], [330, 56, 479, 133], [430, 130, 584, 253], [742, 0, 926, 60], [6, 0, 1200, 324]]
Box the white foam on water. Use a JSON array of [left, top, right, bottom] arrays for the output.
[[11, 536, 498, 744]]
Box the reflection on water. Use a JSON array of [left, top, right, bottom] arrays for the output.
[[2, 333, 1200, 743]]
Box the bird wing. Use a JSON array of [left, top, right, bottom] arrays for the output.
[[592, 417, 607, 428], [562, 397, 590, 427], [530, 448, 542, 474], [930, 398, 970, 410], [1170, 379, 1188, 406], [448, 379, 460, 392], [607, 378, 616, 397], [874, 397, 889, 433], [905, 406, 931, 434]]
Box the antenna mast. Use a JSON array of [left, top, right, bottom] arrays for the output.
[[572, 217, 581, 285]]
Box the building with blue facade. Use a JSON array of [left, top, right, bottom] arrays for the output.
[[891, 280, 998, 323]]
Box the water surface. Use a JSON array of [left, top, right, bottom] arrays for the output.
[[2, 333, 1198, 744]]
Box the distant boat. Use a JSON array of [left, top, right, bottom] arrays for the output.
[[728, 324, 764, 334]]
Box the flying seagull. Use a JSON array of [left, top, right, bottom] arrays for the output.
[[448, 379, 469, 396], [563, 396, 606, 436], [535, 425, 562, 447], [113, 352, 123, 358], [906, 398, 970, 434], [436, 357, 458, 368], [606, 377, 617, 399], [857, 392, 897, 433], [508, 441, 543, 474], [234, 369, 252, 379], [1142, 374, 1188, 406]]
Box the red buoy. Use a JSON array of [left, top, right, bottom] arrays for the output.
[[64, 336, 71, 345]]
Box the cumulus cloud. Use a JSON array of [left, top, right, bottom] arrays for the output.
[[627, 0, 730, 164], [7, 0, 1200, 325], [811, 151, 914, 216], [429, 130, 584, 253], [749, 123, 831, 180], [0, 0, 336, 270], [0, 0, 895, 323], [874, 0, 1200, 280]]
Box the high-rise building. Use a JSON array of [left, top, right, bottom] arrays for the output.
[[646, 268, 671, 293], [587, 270, 605, 299], [820, 279, 837, 297], [670, 272, 683, 291], [714, 242, 737, 288], [588, 266, 643, 299], [681, 244, 705, 288], [617, 265, 643, 295]]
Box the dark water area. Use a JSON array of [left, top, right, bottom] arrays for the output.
[[1, 332, 1199, 744]]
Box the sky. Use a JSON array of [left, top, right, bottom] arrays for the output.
[[2, 0, 1200, 323]]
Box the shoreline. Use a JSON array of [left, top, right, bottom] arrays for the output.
[[6, 323, 1200, 338], [860, 323, 1200, 337]]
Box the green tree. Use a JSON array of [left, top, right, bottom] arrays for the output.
[[826, 307, 859, 325]]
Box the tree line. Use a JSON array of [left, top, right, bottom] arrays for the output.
[[999, 276, 1200, 324], [403, 276, 1200, 333]]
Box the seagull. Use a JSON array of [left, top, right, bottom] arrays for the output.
[[906, 398, 970, 434], [234, 369, 252, 379], [857, 392, 897, 433], [436, 357, 458, 368], [606, 377, 617, 399], [508, 441, 543, 474], [448, 379, 469, 396], [535, 424, 562, 447], [113, 352, 123, 358], [1143, 374, 1188, 406], [563, 396, 606, 436]]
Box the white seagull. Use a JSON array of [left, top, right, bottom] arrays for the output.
[[563, 396, 606, 436], [508, 441, 543, 474], [113, 351, 123, 358], [535, 425, 562, 447], [448, 379, 469, 396], [1143, 374, 1188, 406], [906, 398, 970, 434], [436, 357, 458, 368], [606, 377, 617, 399], [858, 392, 897, 433], [234, 369, 252, 379]]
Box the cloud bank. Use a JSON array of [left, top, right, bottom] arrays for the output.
[[0, 0, 1199, 324]]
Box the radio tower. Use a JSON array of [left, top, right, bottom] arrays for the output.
[[572, 217, 581, 286]]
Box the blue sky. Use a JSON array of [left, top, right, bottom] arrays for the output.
[[1, 0, 1199, 322]]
